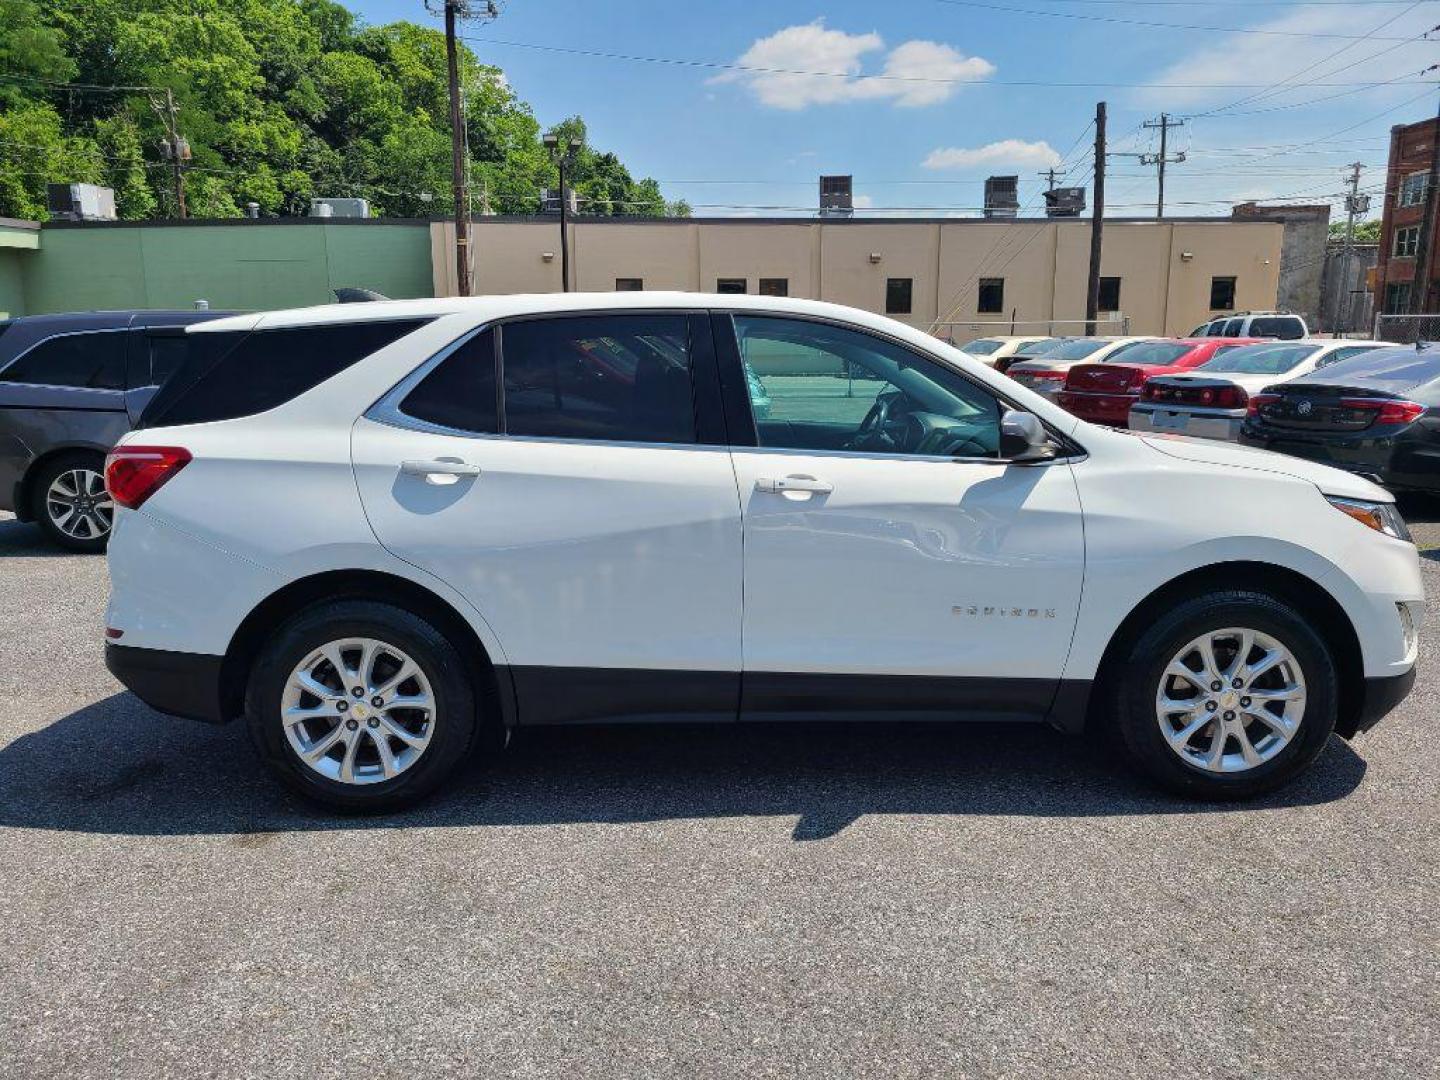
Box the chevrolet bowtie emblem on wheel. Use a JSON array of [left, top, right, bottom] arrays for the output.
[[1298, 400, 1313, 415]]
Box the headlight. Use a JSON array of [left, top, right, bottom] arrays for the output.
[[1326, 496, 1413, 542]]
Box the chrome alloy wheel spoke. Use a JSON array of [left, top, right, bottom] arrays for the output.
[[1154, 627, 1306, 775], [280, 637, 435, 786]]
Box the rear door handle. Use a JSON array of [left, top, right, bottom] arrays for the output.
[[755, 474, 833, 495], [401, 458, 481, 484]]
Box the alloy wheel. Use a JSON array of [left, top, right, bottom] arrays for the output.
[[46, 468, 113, 541], [281, 637, 436, 785], [1154, 627, 1306, 774]]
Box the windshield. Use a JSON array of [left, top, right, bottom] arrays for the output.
[[963, 338, 1003, 356], [1104, 340, 1192, 365], [1197, 343, 1318, 375], [1041, 338, 1108, 361]]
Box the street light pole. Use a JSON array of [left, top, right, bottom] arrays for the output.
[[544, 133, 582, 292]]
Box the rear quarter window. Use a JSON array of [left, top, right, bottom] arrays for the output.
[[143, 319, 432, 427], [0, 330, 126, 390]]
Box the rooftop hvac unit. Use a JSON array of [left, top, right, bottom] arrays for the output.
[[984, 175, 1019, 219], [539, 187, 579, 214], [309, 197, 371, 218], [46, 183, 117, 222], [819, 174, 853, 217], [1044, 186, 1086, 217]]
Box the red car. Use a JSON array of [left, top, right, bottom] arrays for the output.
[[1055, 338, 1262, 426]]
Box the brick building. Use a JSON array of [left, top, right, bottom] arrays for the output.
[[1375, 116, 1439, 315]]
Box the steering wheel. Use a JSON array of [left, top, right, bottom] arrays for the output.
[[849, 393, 901, 451]]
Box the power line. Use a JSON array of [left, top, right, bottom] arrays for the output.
[[927, 0, 1430, 39], [456, 38, 1436, 88]]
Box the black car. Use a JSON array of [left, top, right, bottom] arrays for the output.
[[1239, 343, 1440, 493], [0, 309, 229, 551]]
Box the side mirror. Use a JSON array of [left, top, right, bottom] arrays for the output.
[[999, 409, 1055, 463]]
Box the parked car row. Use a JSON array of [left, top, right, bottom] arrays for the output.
[[963, 331, 1437, 495]]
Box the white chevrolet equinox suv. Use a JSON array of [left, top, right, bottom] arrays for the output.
[[103, 294, 1421, 811]]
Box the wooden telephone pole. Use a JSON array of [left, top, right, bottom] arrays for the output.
[[1085, 101, 1106, 336], [435, 1, 499, 298]]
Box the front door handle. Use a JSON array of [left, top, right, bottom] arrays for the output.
[[401, 458, 481, 485], [755, 474, 833, 495]]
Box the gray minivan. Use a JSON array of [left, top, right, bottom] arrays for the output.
[[0, 310, 228, 551]]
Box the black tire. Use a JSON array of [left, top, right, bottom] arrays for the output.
[[1105, 589, 1338, 800], [30, 451, 111, 553], [245, 600, 480, 813]]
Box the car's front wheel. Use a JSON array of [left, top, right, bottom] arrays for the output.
[[1107, 590, 1338, 799], [245, 600, 480, 812], [30, 452, 114, 552]]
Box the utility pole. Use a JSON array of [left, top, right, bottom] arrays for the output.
[[443, 2, 470, 297], [1039, 166, 1060, 191], [432, 1, 498, 298], [1141, 113, 1186, 219], [1338, 162, 1367, 335], [1086, 101, 1106, 336], [150, 89, 188, 219], [1410, 89, 1440, 315]]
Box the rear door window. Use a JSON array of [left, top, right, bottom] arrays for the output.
[[0, 330, 126, 390], [144, 319, 431, 427], [500, 314, 697, 444]]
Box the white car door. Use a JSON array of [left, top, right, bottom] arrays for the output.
[[719, 313, 1086, 721], [352, 311, 743, 724]]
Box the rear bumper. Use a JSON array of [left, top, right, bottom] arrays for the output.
[[1056, 389, 1137, 426], [1238, 423, 1437, 491], [1130, 403, 1245, 441], [1344, 667, 1417, 737], [105, 642, 228, 724]]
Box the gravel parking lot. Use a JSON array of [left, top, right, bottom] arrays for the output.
[[1, 504, 1437, 1079]]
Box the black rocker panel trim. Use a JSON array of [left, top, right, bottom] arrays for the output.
[[506, 666, 1089, 727]]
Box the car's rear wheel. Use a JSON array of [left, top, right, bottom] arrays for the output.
[[31, 452, 113, 552], [1106, 590, 1338, 799], [245, 600, 479, 812]]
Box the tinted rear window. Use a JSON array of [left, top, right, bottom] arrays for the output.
[[0, 330, 126, 390], [1200, 343, 1318, 375], [1297, 346, 1440, 392], [400, 328, 498, 434], [1248, 316, 1304, 340], [144, 319, 430, 427], [963, 338, 1003, 356], [1104, 341, 1192, 365], [1043, 339, 1108, 361]]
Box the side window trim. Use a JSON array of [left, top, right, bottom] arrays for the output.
[[708, 308, 1084, 462]]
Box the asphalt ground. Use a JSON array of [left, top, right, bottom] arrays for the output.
[[0, 501, 1437, 1079]]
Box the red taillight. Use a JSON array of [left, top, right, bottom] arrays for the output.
[[1247, 393, 1280, 417], [1030, 370, 1066, 381], [1212, 385, 1248, 409], [104, 445, 192, 510], [1339, 398, 1425, 426]]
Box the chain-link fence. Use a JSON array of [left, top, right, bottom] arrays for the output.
[[1373, 313, 1440, 344], [931, 316, 1132, 347]]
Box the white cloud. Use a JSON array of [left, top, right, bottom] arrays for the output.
[[923, 139, 1061, 171], [852, 194, 875, 208], [1138, 4, 1436, 108], [712, 20, 993, 110]]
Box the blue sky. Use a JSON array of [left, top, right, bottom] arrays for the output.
[[349, 0, 1437, 222]]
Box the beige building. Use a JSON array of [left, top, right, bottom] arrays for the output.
[[430, 216, 1284, 339]]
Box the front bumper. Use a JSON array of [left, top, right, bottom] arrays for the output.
[[1344, 667, 1417, 737], [1056, 389, 1137, 426], [1131, 403, 1244, 441], [105, 642, 228, 724]]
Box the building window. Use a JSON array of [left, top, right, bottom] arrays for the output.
[[885, 278, 913, 315], [758, 278, 788, 297], [716, 278, 746, 294], [1385, 282, 1412, 314], [1098, 277, 1121, 312], [1399, 172, 1429, 208], [977, 277, 1004, 314], [615, 278, 644, 291], [1394, 226, 1420, 258], [1209, 276, 1237, 311]]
